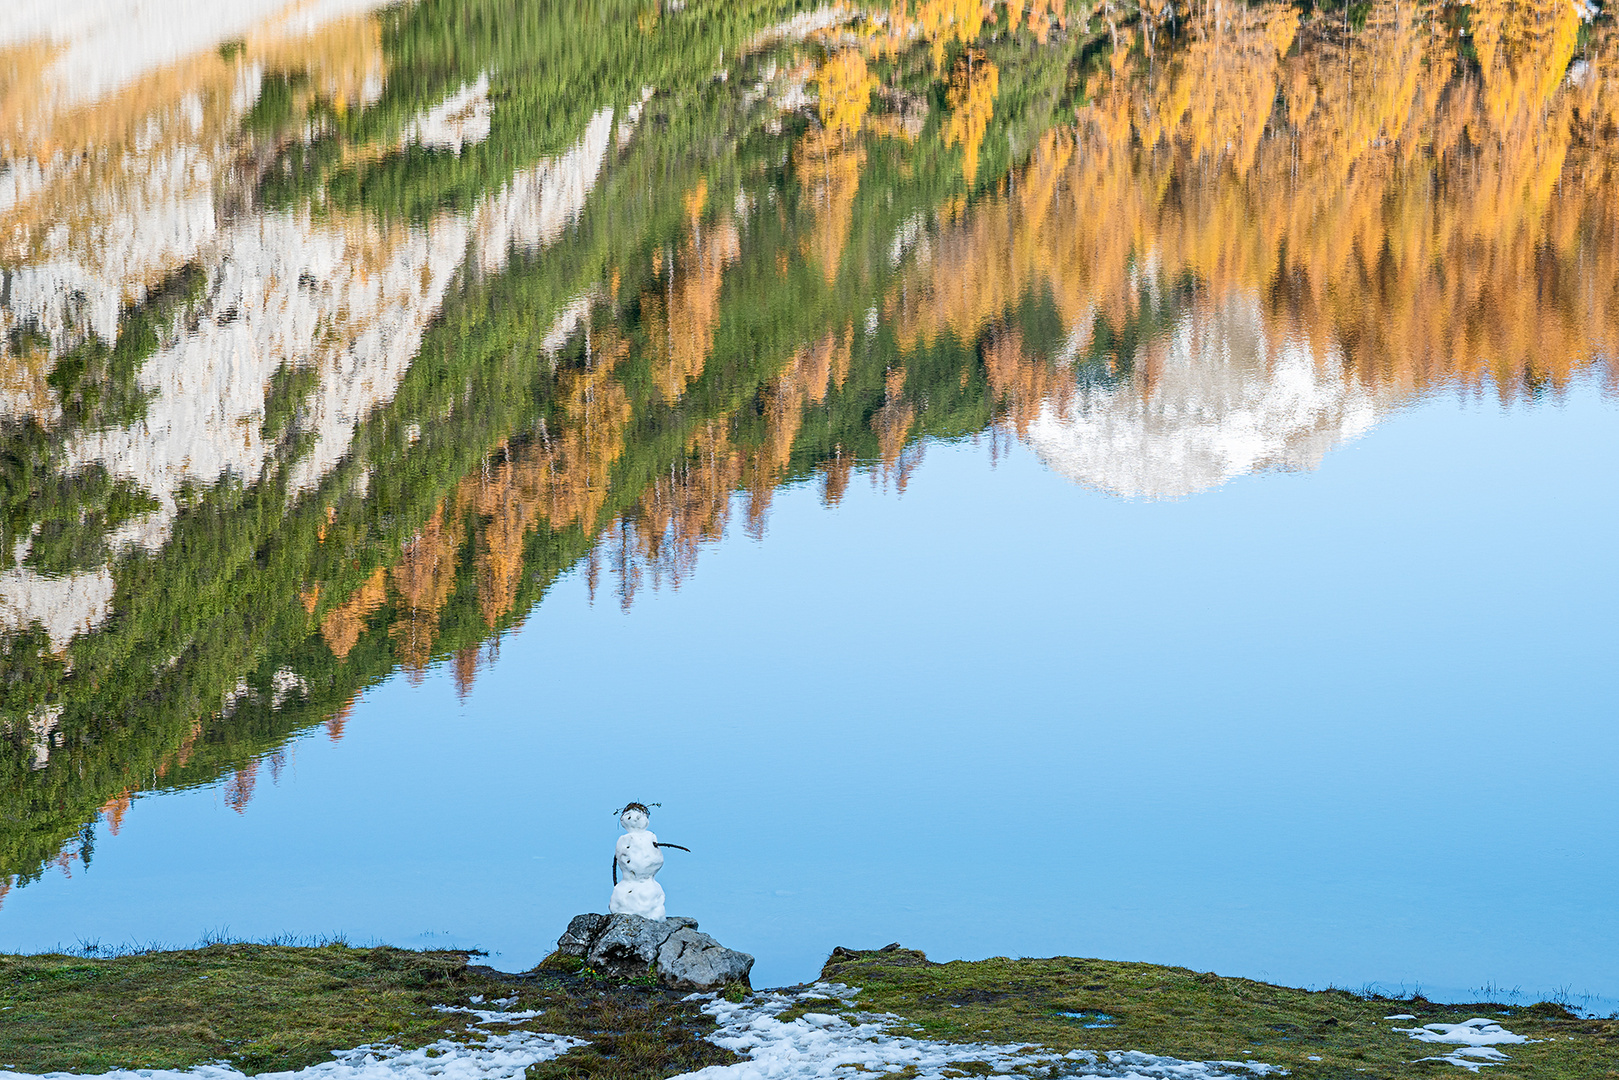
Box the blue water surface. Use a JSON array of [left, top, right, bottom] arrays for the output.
[[4, 382, 1614, 1011]]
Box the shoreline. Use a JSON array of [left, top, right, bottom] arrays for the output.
[[1, 941, 1613, 1078], [12, 932, 1616, 1022]]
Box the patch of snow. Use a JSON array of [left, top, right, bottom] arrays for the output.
[[0, 157, 57, 217], [1052, 311, 1099, 365], [772, 80, 816, 114], [538, 292, 603, 357], [270, 666, 309, 709], [0, 703, 65, 770], [1392, 1019, 1529, 1047], [673, 983, 1283, 1079], [888, 213, 925, 269], [0, 564, 117, 651], [745, 5, 856, 50], [220, 677, 253, 717], [1417, 1046, 1513, 1072], [402, 74, 494, 154], [472, 108, 617, 274], [435, 1004, 546, 1025], [618, 88, 655, 150], [1392, 1018, 1532, 1073]]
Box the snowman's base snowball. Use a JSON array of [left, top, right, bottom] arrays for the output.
[[610, 879, 666, 920]]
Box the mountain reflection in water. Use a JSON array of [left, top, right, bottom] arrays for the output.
[[0, 0, 1614, 954]]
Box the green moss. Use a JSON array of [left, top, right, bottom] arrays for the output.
[[0, 944, 470, 1073], [539, 952, 588, 974], [0, 944, 735, 1077], [816, 948, 1619, 1080], [523, 1002, 735, 1080]]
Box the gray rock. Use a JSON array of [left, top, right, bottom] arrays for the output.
[[550, 912, 749, 989], [587, 913, 688, 976], [655, 927, 755, 991], [556, 913, 608, 957]]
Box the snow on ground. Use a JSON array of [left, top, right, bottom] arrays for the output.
[[0, 1004, 583, 1080], [1391, 1017, 1532, 1073], [677, 982, 1284, 1079]]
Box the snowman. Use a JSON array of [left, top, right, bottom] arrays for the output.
[[609, 802, 688, 920]]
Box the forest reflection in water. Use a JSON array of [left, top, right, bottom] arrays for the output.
[[0, 0, 1615, 989]]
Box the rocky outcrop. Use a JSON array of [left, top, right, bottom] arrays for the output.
[[551, 912, 754, 991]]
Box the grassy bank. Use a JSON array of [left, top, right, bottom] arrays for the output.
[[2, 942, 1614, 1077], [0, 942, 735, 1076], [815, 946, 1619, 1079]]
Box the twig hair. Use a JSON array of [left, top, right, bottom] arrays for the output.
[[613, 801, 660, 816]]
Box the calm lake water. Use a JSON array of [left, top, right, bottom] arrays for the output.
[[2, 0, 1616, 1011]]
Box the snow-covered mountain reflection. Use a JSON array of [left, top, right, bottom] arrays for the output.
[[1027, 296, 1391, 500]]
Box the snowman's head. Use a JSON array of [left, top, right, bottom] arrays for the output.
[[619, 803, 651, 831]]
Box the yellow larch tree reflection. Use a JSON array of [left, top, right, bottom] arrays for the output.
[[533, 327, 636, 533], [390, 504, 465, 679], [796, 127, 867, 285], [817, 50, 878, 135], [889, 0, 1618, 412], [802, 48, 876, 283], [910, 0, 990, 69], [643, 186, 743, 401], [743, 332, 849, 532], [321, 568, 388, 660], [1005, 0, 1070, 43], [628, 422, 748, 591], [943, 51, 1000, 184]]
